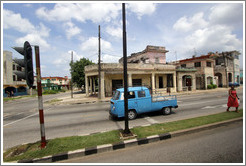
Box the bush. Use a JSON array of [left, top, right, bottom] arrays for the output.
[[43, 90, 59, 94], [212, 84, 217, 89], [59, 89, 66, 92], [207, 84, 213, 89]]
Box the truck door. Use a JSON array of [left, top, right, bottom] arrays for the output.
[[136, 90, 151, 113], [127, 91, 138, 112]]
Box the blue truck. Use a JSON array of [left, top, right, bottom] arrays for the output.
[[110, 86, 178, 120]]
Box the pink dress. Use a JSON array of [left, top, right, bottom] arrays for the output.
[[227, 90, 239, 107]]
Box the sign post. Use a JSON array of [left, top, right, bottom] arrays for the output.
[[35, 46, 46, 149]]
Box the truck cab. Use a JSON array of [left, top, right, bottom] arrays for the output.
[[110, 86, 178, 120]]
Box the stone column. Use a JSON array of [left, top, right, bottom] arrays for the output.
[[173, 72, 177, 92], [89, 77, 92, 95], [192, 74, 196, 91], [204, 74, 207, 90], [177, 73, 182, 92], [93, 77, 96, 94], [152, 73, 155, 92], [100, 72, 105, 99], [128, 73, 132, 87], [85, 75, 89, 96]]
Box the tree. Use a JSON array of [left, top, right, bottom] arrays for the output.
[[70, 58, 94, 89]]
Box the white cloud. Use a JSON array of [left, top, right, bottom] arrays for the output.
[[3, 9, 35, 33], [80, 37, 112, 59], [64, 22, 81, 39], [15, 33, 50, 50], [173, 12, 208, 32], [102, 54, 120, 63], [3, 9, 51, 50], [106, 26, 122, 39], [209, 3, 243, 28], [127, 3, 156, 19], [184, 25, 242, 55], [36, 3, 121, 23], [53, 51, 83, 66]]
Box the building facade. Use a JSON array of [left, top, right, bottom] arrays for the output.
[[85, 46, 241, 99], [214, 51, 240, 87], [176, 54, 217, 90], [3, 51, 28, 97], [41, 76, 70, 90]]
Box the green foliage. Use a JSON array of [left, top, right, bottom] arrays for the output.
[[207, 84, 213, 89], [43, 90, 59, 94], [70, 58, 94, 88], [212, 84, 217, 89]]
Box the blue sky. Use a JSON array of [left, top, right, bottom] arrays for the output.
[[2, 2, 244, 77]]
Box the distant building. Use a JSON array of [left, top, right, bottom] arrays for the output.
[[119, 45, 169, 64], [40, 76, 70, 90], [214, 51, 240, 87]]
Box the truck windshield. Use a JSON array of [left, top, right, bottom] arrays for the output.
[[112, 91, 120, 100]]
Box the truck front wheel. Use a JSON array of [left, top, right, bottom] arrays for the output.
[[162, 107, 171, 115], [128, 110, 137, 120]]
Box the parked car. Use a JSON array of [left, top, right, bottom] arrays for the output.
[[109, 86, 178, 120], [229, 82, 240, 87]]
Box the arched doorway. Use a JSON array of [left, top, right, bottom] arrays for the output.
[[182, 75, 192, 91], [215, 73, 222, 87]]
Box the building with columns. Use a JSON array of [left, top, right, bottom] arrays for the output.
[[84, 45, 240, 99], [85, 63, 197, 98]]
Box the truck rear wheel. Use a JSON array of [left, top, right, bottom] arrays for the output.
[[128, 110, 137, 120], [162, 107, 171, 115]]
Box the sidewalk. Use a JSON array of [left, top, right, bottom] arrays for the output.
[[56, 86, 243, 105]]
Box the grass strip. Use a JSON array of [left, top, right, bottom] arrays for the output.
[[3, 109, 243, 162]]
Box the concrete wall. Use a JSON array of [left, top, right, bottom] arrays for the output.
[[3, 51, 14, 85]]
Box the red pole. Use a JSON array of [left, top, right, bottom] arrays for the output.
[[35, 46, 46, 148]]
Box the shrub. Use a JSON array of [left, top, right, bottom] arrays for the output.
[[43, 90, 59, 94], [212, 84, 217, 89], [207, 84, 213, 89], [59, 89, 66, 92]]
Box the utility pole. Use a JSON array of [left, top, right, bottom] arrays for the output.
[[98, 25, 101, 99], [71, 51, 73, 98], [122, 3, 130, 134]]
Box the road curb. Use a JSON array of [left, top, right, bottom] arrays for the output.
[[17, 117, 243, 163]]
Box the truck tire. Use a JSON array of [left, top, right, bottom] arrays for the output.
[[128, 110, 137, 120], [162, 107, 171, 115]]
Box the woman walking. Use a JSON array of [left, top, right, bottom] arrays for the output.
[[227, 85, 239, 113]]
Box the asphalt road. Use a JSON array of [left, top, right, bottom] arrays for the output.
[[59, 121, 243, 163], [2, 89, 243, 151]]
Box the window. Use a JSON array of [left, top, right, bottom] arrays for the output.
[[13, 75, 16, 81], [120, 91, 136, 100], [138, 90, 146, 98], [128, 91, 135, 99], [206, 61, 212, 67], [181, 64, 186, 68], [13, 64, 15, 70], [17, 66, 22, 71], [194, 62, 201, 67], [112, 91, 120, 100]]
